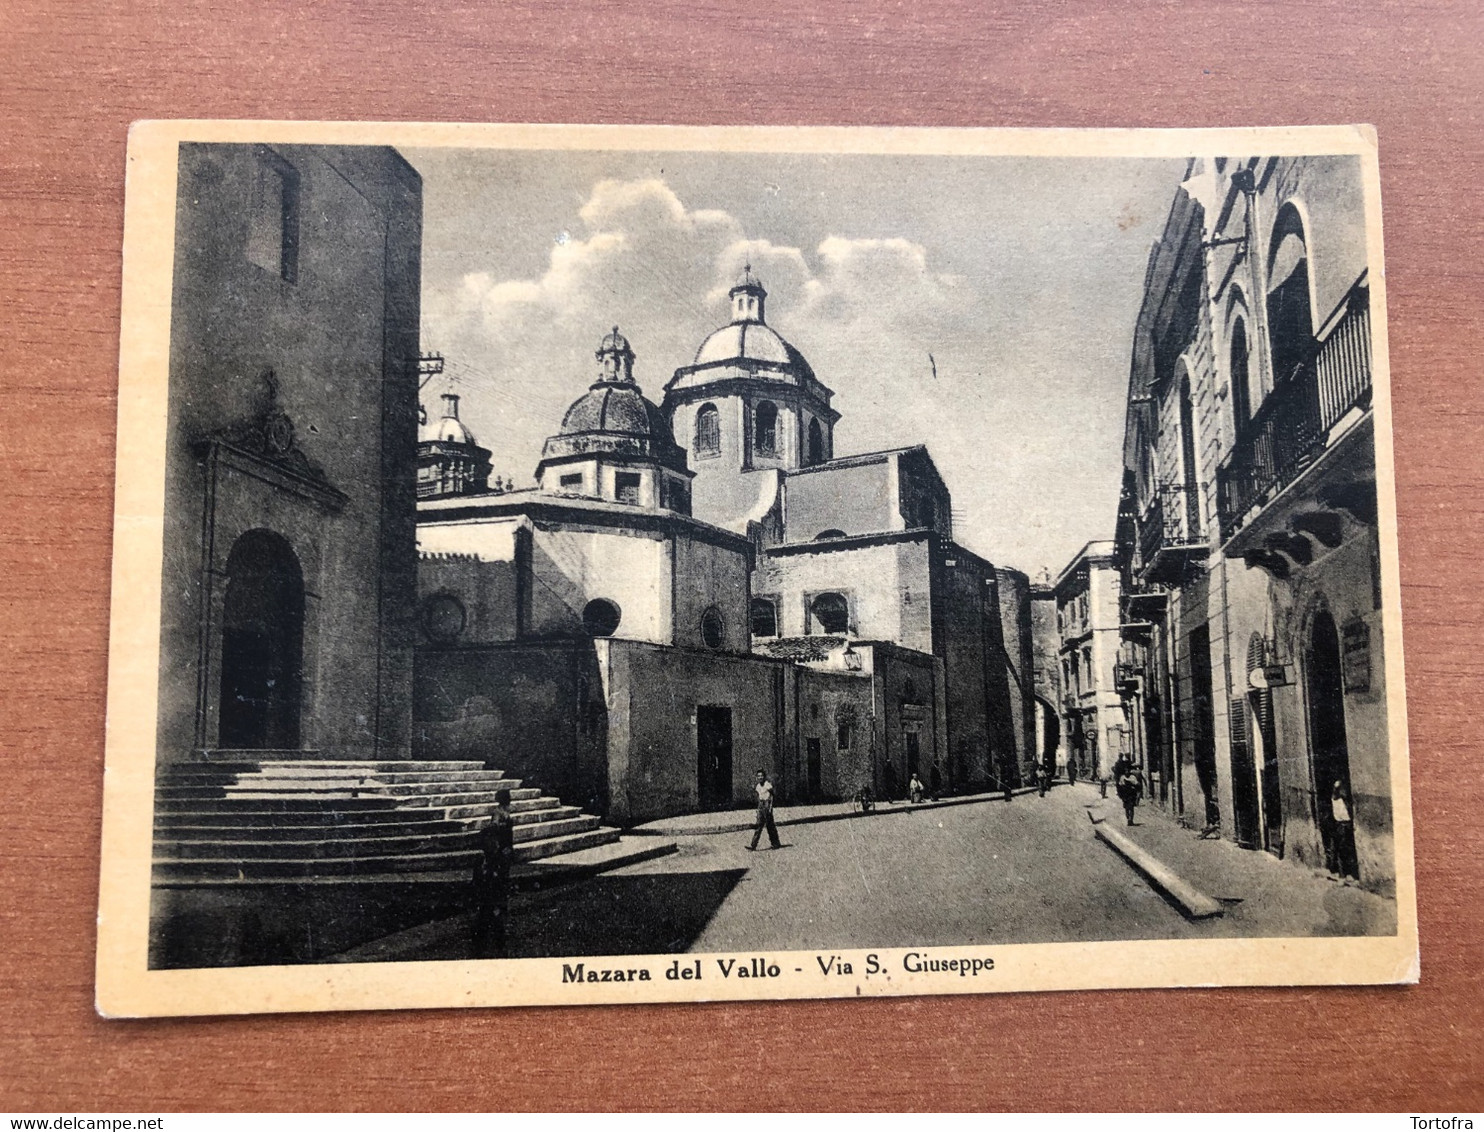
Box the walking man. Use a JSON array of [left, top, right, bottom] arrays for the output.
[[747, 769, 781, 851], [472, 788, 515, 958]]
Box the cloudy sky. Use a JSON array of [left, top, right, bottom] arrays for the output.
[[404, 147, 1185, 576]]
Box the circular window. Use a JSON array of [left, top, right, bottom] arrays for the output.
[[700, 606, 726, 649], [582, 598, 622, 637], [422, 593, 467, 643]]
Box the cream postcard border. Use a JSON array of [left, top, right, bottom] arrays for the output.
[[96, 121, 1417, 1018]]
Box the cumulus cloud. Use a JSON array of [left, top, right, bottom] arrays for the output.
[[422, 176, 1036, 563]]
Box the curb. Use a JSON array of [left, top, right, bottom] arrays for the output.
[[1089, 812, 1224, 920], [634, 785, 1050, 837]]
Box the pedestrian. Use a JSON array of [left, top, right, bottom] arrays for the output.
[[1330, 779, 1358, 879], [472, 787, 515, 958], [1066, 757, 1077, 787], [908, 773, 925, 804], [1036, 761, 1050, 797], [747, 769, 781, 850], [1115, 761, 1141, 827]]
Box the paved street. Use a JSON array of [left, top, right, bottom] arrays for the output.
[[337, 783, 1395, 962]]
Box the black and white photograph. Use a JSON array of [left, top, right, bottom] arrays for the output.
[[96, 122, 1415, 1016]]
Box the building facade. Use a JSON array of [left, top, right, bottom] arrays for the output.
[[1113, 154, 1392, 895], [1052, 541, 1124, 782], [157, 143, 422, 763], [412, 270, 1033, 821]]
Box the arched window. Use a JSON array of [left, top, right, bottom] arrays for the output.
[[694, 403, 720, 458], [1230, 315, 1253, 431], [1267, 204, 1314, 385], [700, 606, 726, 649], [750, 597, 778, 639], [807, 418, 825, 466], [814, 529, 847, 541], [582, 598, 622, 637], [811, 592, 850, 635], [754, 401, 778, 457], [1178, 374, 1201, 536]]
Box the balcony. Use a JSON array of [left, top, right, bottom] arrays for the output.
[[1136, 484, 1207, 585], [1217, 280, 1372, 544]]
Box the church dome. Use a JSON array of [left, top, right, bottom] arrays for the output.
[[558, 382, 672, 440], [693, 321, 802, 367], [538, 327, 690, 476], [420, 393, 477, 445]]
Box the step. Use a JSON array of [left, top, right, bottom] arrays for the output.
[[155, 788, 543, 806], [155, 817, 480, 840], [514, 827, 621, 862], [155, 778, 525, 798], [153, 796, 404, 813], [449, 798, 561, 819], [152, 849, 480, 880], [511, 814, 601, 843], [161, 769, 516, 786], [183, 760, 491, 773], [153, 808, 457, 830], [157, 829, 482, 860]]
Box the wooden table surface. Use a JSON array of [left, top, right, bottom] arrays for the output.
[[2, 0, 1480, 1112]]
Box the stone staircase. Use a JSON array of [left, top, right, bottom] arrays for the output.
[[153, 759, 622, 883]]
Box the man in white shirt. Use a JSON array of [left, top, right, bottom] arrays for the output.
[[747, 770, 782, 851]]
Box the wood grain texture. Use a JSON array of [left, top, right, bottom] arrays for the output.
[[1, 0, 1481, 1112]]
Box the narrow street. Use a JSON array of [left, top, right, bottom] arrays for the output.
[[339, 784, 1396, 962]]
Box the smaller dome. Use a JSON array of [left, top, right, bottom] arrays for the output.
[[558, 383, 670, 438], [419, 393, 477, 445]]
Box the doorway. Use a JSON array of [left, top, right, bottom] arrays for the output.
[[218, 530, 304, 749], [1307, 610, 1357, 878], [805, 737, 822, 802], [696, 705, 734, 811]]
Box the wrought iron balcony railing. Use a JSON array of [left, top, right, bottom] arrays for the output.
[[1136, 483, 1206, 584], [1217, 280, 1372, 543]]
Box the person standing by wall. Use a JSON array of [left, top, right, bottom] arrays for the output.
[[747, 770, 781, 851]]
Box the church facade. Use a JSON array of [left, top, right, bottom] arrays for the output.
[[413, 270, 1031, 823]]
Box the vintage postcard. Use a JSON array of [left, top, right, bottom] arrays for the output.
[[96, 122, 1416, 1016]]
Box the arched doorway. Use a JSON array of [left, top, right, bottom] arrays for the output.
[[219, 530, 304, 749], [1307, 609, 1358, 878], [1267, 204, 1314, 384]]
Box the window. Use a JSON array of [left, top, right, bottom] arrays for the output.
[[582, 599, 622, 637], [750, 597, 778, 639], [807, 418, 825, 466], [903, 677, 918, 703], [700, 606, 726, 649], [814, 529, 847, 541], [615, 471, 641, 505], [421, 593, 466, 644], [559, 473, 583, 493], [754, 401, 778, 457], [1230, 316, 1253, 431], [246, 149, 300, 283], [811, 592, 850, 635], [694, 403, 720, 458], [1266, 204, 1314, 384], [664, 478, 692, 516], [836, 720, 853, 752]]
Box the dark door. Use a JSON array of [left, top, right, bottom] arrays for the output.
[[696, 705, 733, 811], [1229, 697, 1261, 849], [1307, 611, 1356, 877], [1188, 625, 1220, 827], [219, 530, 304, 749], [1254, 688, 1284, 855], [905, 730, 921, 779], [805, 738, 822, 802]]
